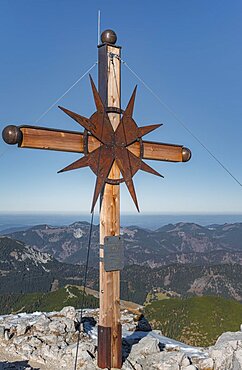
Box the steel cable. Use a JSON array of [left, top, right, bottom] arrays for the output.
[[120, 58, 242, 188], [74, 211, 94, 370], [35, 62, 97, 124]]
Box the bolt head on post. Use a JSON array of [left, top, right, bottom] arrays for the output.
[[101, 29, 117, 45], [2, 125, 23, 145]]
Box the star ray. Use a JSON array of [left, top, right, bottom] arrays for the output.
[[138, 124, 162, 138], [57, 146, 101, 174], [58, 106, 96, 135], [127, 151, 163, 178], [91, 147, 115, 212], [115, 147, 140, 212]]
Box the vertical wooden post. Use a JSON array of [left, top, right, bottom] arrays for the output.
[[97, 39, 122, 368]]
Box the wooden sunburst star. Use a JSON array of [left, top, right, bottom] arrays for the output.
[[58, 75, 163, 212]]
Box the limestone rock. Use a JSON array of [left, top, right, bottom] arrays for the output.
[[33, 314, 50, 333], [48, 319, 66, 335], [1, 307, 242, 370], [129, 336, 160, 359], [233, 348, 242, 370], [209, 341, 234, 369], [132, 349, 187, 370], [62, 316, 76, 332], [16, 322, 27, 336], [40, 334, 59, 345], [192, 357, 214, 369], [180, 355, 191, 367], [122, 359, 137, 370], [80, 364, 97, 370], [28, 336, 43, 347], [20, 342, 34, 356], [0, 325, 5, 338], [60, 306, 77, 321], [216, 331, 242, 345], [4, 330, 10, 340], [12, 336, 25, 346]]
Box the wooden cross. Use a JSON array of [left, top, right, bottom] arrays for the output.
[[2, 29, 191, 369]]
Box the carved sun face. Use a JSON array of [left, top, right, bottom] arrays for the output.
[[58, 76, 162, 212]]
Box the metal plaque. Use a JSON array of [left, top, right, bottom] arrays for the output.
[[103, 236, 124, 272]]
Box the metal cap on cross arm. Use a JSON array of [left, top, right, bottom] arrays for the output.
[[2, 125, 22, 145]]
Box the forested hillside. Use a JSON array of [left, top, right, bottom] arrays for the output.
[[144, 296, 242, 346]]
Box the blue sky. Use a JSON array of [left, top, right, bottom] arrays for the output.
[[1, 0, 242, 214]]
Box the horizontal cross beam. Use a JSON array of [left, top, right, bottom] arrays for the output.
[[2, 125, 191, 163]]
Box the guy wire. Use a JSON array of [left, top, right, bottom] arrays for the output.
[[120, 58, 242, 188], [35, 62, 97, 124], [74, 210, 94, 370]]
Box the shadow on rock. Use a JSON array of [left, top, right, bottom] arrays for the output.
[[122, 314, 154, 362], [0, 361, 39, 370]]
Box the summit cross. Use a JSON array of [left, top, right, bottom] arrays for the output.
[[2, 29, 191, 369]]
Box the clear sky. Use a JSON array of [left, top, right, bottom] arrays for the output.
[[1, 0, 242, 214]]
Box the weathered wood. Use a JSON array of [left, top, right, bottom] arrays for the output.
[[98, 43, 122, 369], [98, 326, 111, 368], [19, 126, 184, 162], [129, 140, 183, 162], [20, 126, 85, 153]]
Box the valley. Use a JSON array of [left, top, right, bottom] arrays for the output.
[[0, 221, 242, 310]]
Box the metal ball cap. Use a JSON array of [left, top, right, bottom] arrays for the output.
[[182, 147, 192, 162], [101, 29, 117, 45], [2, 125, 22, 145]]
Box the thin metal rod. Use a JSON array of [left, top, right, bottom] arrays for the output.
[[98, 10, 101, 45]]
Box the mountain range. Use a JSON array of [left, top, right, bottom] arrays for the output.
[[0, 231, 241, 305], [0, 236, 84, 294], [3, 221, 242, 267]]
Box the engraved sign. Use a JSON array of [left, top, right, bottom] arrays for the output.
[[103, 236, 124, 272]]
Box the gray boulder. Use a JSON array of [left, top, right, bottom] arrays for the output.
[[216, 331, 242, 345], [48, 319, 66, 335], [60, 306, 77, 321], [137, 351, 188, 370], [32, 314, 50, 333], [16, 322, 27, 336], [181, 366, 198, 370], [191, 357, 214, 369], [233, 349, 242, 370], [209, 341, 236, 369], [129, 336, 160, 359], [0, 325, 5, 339]]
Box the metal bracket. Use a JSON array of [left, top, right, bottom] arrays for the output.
[[108, 52, 120, 61]]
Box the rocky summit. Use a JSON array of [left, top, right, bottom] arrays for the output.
[[0, 306, 241, 369]]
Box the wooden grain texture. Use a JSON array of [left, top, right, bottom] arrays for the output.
[[98, 43, 122, 369], [20, 127, 84, 153], [19, 126, 184, 162], [130, 140, 183, 162]]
